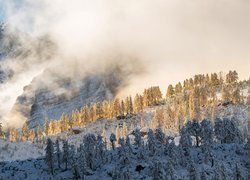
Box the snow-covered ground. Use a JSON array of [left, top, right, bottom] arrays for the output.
[[0, 140, 44, 162], [0, 111, 153, 162], [0, 129, 249, 179], [0, 103, 249, 163]]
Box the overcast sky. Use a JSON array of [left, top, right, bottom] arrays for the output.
[[1, 0, 250, 94]]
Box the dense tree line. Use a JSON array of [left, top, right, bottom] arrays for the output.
[[44, 118, 250, 179], [1, 70, 250, 142]]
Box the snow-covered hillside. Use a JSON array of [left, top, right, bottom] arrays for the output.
[[0, 118, 249, 179], [1, 103, 249, 163], [0, 110, 153, 162]]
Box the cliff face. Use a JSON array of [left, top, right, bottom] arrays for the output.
[[11, 65, 127, 128], [0, 24, 141, 128]]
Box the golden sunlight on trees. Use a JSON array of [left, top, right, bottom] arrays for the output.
[[6, 70, 249, 143]]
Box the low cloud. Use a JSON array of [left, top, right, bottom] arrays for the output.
[[0, 0, 250, 128]]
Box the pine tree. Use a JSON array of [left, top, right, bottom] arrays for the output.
[[134, 94, 144, 113], [44, 118, 50, 136], [134, 128, 142, 148], [175, 82, 183, 94], [110, 133, 116, 150], [215, 118, 243, 144], [82, 106, 90, 124], [199, 87, 208, 107], [124, 136, 132, 156], [155, 128, 165, 144], [120, 100, 125, 115], [62, 140, 69, 170], [22, 122, 30, 141], [113, 98, 121, 117], [68, 116, 74, 131], [211, 73, 220, 86], [186, 121, 201, 147], [95, 102, 104, 119], [226, 70, 238, 84], [78, 144, 85, 179], [68, 145, 76, 168], [232, 87, 241, 104], [189, 87, 200, 120], [153, 108, 165, 129], [166, 84, 174, 98], [55, 139, 61, 169], [221, 85, 231, 103], [200, 119, 213, 146], [37, 125, 43, 141], [211, 102, 218, 121], [96, 135, 105, 166], [128, 96, 133, 114], [45, 138, 54, 174], [83, 134, 96, 170], [115, 126, 121, 141], [179, 127, 192, 153], [147, 129, 156, 154], [246, 90, 250, 105], [143, 89, 150, 106], [214, 118, 224, 144], [9, 128, 18, 142], [153, 86, 162, 104], [122, 123, 127, 138], [28, 129, 35, 142], [0, 122, 4, 139], [89, 105, 96, 122]]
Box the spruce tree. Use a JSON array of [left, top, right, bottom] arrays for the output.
[[55, 139, 61, 169], [44, 118, 50, 135], [62, 140, 69, 170], [37, 125, 43, 141], [22, 122, 30, 141], [232, 87, 241, 104], [221, 85, 231, 103], [45, 138, 54, 174], [0, 122, 4, 139], [110, 133, 116, 150], [134, 128, 142, 148], [166, 84, 174, 98]]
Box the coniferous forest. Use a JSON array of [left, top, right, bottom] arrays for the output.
[[1, 0, 250, 179], [0, 70, 250, 179]]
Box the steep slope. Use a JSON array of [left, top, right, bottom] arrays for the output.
[[11, 63, 135, 128]]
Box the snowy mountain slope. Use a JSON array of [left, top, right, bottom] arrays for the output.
[[0, 140, 44, 162], [0, 110, 153, 162], [11, 62, 135, 129], [0, 103, 249, 163], [0, 124, 249, 180]]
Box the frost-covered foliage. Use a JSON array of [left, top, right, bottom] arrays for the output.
[[0, 118, 249, 179]]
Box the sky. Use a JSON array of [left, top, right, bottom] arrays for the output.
[[0, 3, 5, 21], [1, 1, 250, 84], [0, 0, 250, 127]]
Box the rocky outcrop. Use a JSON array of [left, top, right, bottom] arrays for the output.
[[11, 66, 127, 128]]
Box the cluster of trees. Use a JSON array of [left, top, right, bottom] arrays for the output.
[[2, 86, 161, 142], [154, 71, 250, 134], [44, 118, 250, 179], [1, 71, 249, 143], [166, 70, 243, 100]]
